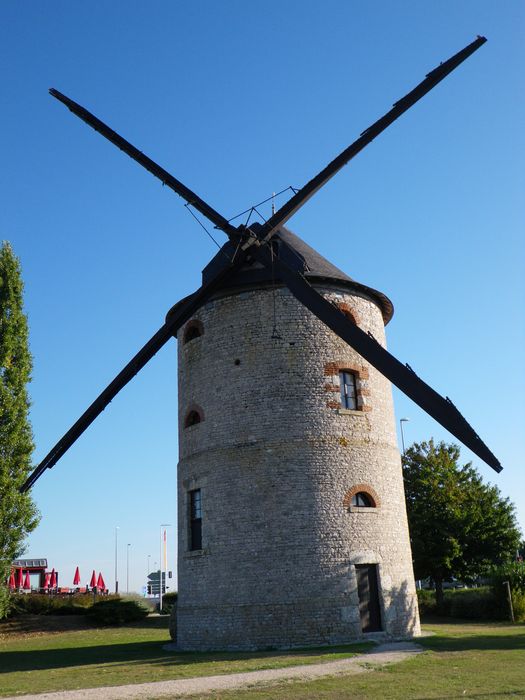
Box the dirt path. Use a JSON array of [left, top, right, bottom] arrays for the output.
[[4, 641, 423, 699]]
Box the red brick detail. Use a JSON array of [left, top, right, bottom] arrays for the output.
[[323, 362, 372, 412], [326, 400, 341, 409], [323, 361, 369, 380], [335, 302, 361, 326], [343, 484, 380, 509]]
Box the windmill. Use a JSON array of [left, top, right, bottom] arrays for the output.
[[22, 37, 500, 648]]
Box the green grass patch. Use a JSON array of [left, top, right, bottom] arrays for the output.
[[2, 616, 524, 699], [0, 616, 371, 697], [183, 620, 525, 699]]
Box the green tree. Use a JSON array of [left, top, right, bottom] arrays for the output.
[[0, 241, 39, 617], [403, 439, 521, 607]]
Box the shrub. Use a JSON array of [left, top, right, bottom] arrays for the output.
[[491, 562, 525, 622], [442, 587, 500, 620], [416, 588, 437, 617], [87, 598, 148, 626], [119, 593, 156, 611], [417, 586, 505, 621], [512, 591, 525, 622], [159, 591, 177, 616], [7, 593, 120, 618]]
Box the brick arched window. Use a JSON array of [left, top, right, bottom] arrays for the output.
[[352, 492, 375, 507], [343, 484, 380, 509], [184, 405, 204, 428], [183, 320, 204, 344]]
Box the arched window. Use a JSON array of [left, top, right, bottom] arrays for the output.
[[351, 491, 375, 508], [184, 408, 203, 428], [183, 320, 203, 344], [343, 485, 379, 510]]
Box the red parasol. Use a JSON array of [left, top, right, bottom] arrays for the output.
[[43, 572, 51, 589], [16, 568, 23, 588], [96, 573, 105, 590], [73, 566, 81, 586], [49, 568, 57, 588], [89, 570, 97, 588], [8, 570, 16, 591], [23, 571, 31, 590]]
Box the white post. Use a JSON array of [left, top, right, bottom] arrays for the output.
[[114, 526, 119, 594], [126, 543, 131, 593], [159, 524, 171, 612], [159, 526, 163, 612]]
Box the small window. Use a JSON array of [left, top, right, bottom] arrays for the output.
[[189, 489, 202, 551], [340, 370, 358, 410], [183, 320, 203, 344], [184, 410, 202, 428], [351, 491, 375, 508]]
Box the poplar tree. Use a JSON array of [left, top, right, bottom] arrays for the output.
[[0, 241, 39, 617]]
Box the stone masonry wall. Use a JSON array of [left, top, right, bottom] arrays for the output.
[[175, 283, 420, 650]]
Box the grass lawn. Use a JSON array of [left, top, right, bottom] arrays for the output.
[[0, 616, 371, 697], [1, 618, 524, 698], [184, 620, 525, 700]]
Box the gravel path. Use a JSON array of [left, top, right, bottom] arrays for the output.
[[5, 641, 423, 700]]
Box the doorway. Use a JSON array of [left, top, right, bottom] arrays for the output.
[[355, 564, 382, 632]]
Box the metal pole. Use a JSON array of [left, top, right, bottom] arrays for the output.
[[147, 555, 151, 578], [159, 526, 163, 612], [399, 418, 409, 455], [114, 526, 119, 594], [126, 544, 131, 594], [159, 524, 171, 612]]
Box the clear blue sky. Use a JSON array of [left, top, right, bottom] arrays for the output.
[[1, 1, 523, 593]]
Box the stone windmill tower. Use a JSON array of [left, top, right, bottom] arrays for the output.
[[24, 37, 502, 651], [173, 225, 419, 649]]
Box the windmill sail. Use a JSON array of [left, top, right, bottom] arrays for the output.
[[22, 37, 496, 491]]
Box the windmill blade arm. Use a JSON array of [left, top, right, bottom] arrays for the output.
[[20, 320, 176, 492], [21, 250, 249, 492], [49, 89, 237, 238], [257, 36, 486, 244], [251, 242, 501, 473]]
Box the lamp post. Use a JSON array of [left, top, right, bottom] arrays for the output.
[[159, 524, 171, 612], [399, 417, 410, 456], [114, 526, 120, 594], [126, 543, 131, 593], [147, 554, 151, 578]]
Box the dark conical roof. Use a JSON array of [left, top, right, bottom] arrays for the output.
[[200, 224, 394, 324]]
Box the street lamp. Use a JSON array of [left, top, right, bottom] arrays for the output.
[[399, 418, 410, 456], [114, 526, 120, 594], [147, 554, 151, 578], [126, 543, 131, 593], [160, 524, 172, 613]]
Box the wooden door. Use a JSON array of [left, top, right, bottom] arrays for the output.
[[355, 564, 382, 632]]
